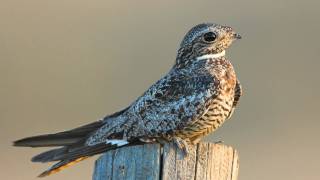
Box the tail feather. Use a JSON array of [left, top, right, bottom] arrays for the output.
[[59, 144, 118, 160], [33, 143, 115, 162], [32, 147, 67, 163], [38, 157, 89, 177], [13, 108, 131, 177], [36, 144, 122, 177]]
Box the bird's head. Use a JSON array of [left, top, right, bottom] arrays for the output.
[[176, 23, 241, 65]]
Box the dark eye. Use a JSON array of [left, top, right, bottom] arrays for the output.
[[203, 32, 217, 42]]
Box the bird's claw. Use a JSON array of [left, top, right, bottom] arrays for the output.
[[173, 137, 189, 157]]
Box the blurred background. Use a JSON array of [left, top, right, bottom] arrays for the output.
[[1, 0, 320, 179]]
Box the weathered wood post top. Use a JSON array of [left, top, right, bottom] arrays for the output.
[[93, 142, 239, 180]]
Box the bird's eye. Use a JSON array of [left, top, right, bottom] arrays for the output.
[[203, 32, 217, 42]]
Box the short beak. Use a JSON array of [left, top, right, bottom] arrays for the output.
[[233, 33, 242, 40]]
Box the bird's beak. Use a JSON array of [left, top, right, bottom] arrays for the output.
[[233, 33, 242, 40]]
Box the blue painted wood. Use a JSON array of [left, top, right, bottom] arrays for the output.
[[93, 144, 160, 180], [93, 150, 114, 180]]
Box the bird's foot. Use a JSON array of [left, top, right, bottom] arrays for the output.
[[173, 137, 189, 157]]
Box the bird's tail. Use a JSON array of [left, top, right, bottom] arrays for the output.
[[13, 109, 131, 177], [38, 157, 89, 177], [13, 120, 115, 177], [34, 143, 117, 177]]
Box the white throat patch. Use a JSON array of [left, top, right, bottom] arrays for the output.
[[196, 50, 226, 61]]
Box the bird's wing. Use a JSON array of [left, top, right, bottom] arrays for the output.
[[88, 70, 220, 144], [128, 70, 221, 137]]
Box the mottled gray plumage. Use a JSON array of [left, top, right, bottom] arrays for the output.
[[14, 23, 242, 177]]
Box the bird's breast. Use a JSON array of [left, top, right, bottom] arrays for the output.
[[206, 58, 237, 94], [176, 58, 237, 142]]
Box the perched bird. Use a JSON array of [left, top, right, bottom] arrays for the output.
[[14, 23, 242, 177]]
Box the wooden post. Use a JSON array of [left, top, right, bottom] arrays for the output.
[[93, 142, 239, 180]]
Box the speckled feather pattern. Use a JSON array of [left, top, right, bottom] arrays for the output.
[[87, 55, 239, 146], [86, 23, 242, 147]]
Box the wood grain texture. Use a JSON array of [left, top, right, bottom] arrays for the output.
[[93, 143, 239, 180], [93, 144, 161, 180]]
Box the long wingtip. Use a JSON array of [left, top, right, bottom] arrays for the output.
[[13, 139, 26, 147], [13, 136, 39, 147], [13, 137, 40, 147]]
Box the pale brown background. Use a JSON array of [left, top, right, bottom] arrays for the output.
[[1, 0, 320, 179]]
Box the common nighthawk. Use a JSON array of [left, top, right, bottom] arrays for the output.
[[14, 23, 242, 177]]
